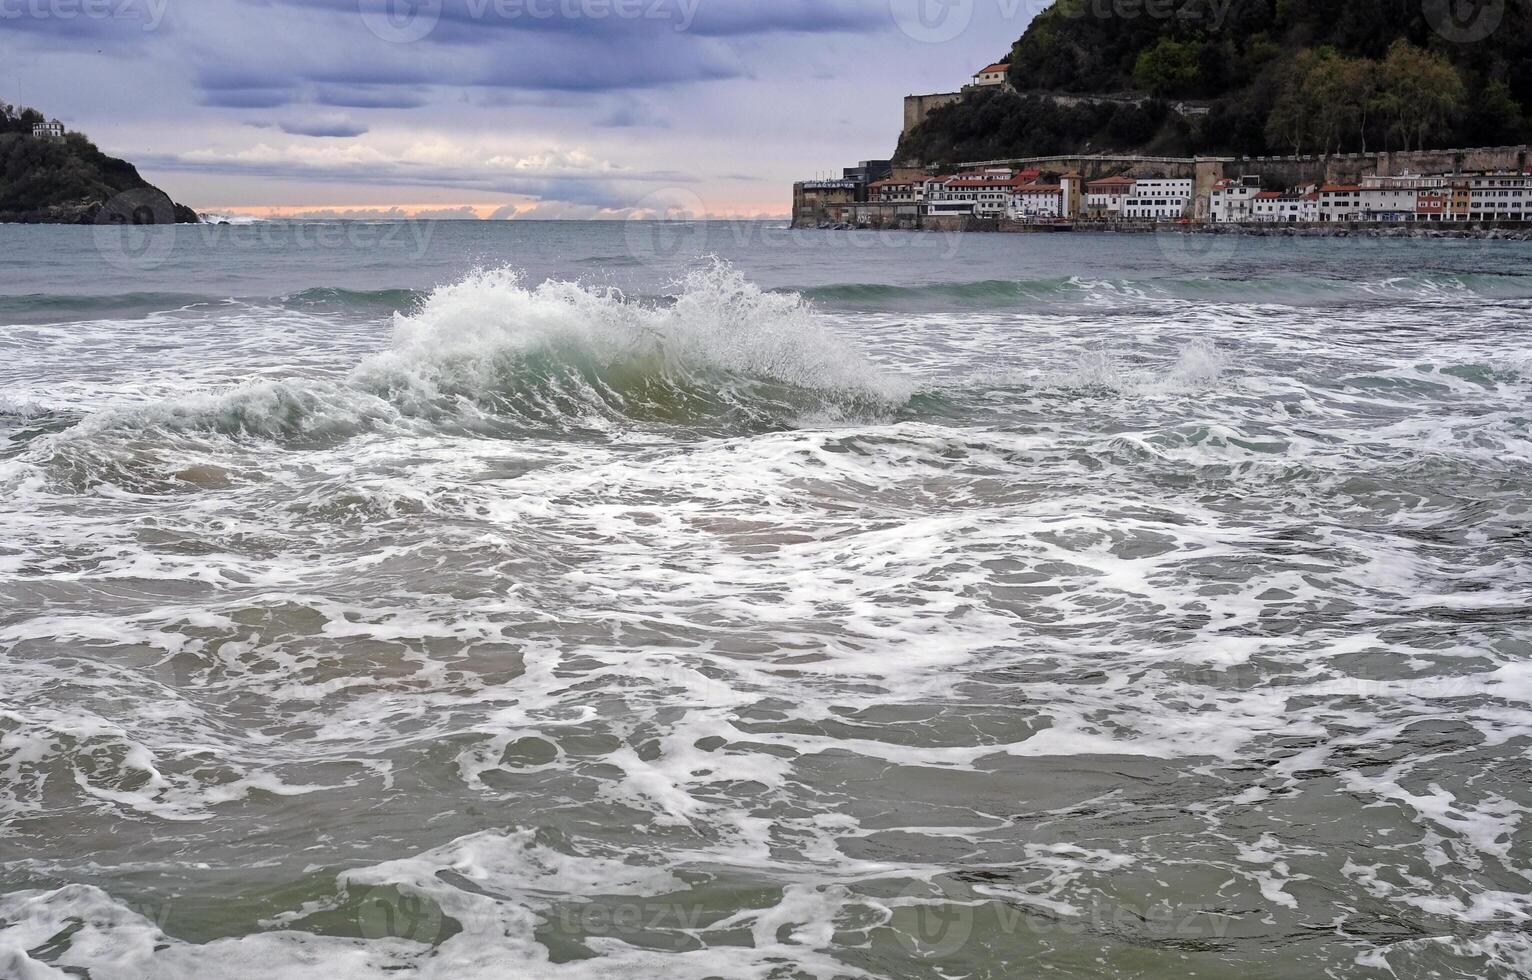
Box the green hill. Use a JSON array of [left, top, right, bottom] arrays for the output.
[[896, 0, 1532, 166], [0, 104, 198, 223]]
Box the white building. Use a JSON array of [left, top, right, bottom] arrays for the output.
[[930, 168, 1042, 218], [1010, 173, 1082, 220], [1009, 184, 1063, 219], [926, 200, 977, 218], [1085, 175, 1136, 218], [1250, 191, 1308, 223], [1121, 178, 1192, 220], [868, 178, 921, 205], [1355, 174, 1445, 221], [1318, 185, 1364, 222], [1208, 175, 1262, 223], [972, 63, 1009, 87], [32, 119, 65, 139], [1466, 173, 1530, 221]]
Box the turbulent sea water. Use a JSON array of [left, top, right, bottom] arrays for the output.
[[2, 221, 1531, 979]]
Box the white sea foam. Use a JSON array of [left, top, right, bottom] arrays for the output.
[[4, 254, 1532, 977]]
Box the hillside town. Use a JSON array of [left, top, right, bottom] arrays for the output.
[[794, 159, 1532, 230], [793, 61, 1532, 233]]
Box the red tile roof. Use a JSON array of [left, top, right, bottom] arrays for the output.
[[976, 63, 1010, 75]]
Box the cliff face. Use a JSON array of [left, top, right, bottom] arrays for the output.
[[896, 0, 1532, 166], [0, 107, 198, 224]]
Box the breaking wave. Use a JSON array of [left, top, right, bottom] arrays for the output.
[[22, 264, 912, 491]]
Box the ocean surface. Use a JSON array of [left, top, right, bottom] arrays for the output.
[[2, 220, 1531, 979]]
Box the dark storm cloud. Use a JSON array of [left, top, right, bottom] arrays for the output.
[[176, 0, 752, 109], [244, 115, 370, 136], [13, 0, 979, 215], [313, 85, 431, 109], [243, 0, 886, 39], [595, 103, 670, 128], [278, 118, 370, 137], [203, 87, 298, 108], [11, 0, 893, 111], [467, 42, 739, 91], [684, 0, 886, 35]]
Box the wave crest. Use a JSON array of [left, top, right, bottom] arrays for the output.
[[26, 263, 910, 491], [355, 263, 906, 431]]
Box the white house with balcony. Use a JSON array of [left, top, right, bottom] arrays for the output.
[[32, 119, 65, 139], [1208, 175, 1262, 223], [1085, 175, 1136, 218]]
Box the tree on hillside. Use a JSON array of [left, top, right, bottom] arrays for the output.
[[1379, 41, 1465, 150], [911, 0, 1529, 160], [1339, 58, 1380, 152], [1133, 40, 1201, 98], [1467, 79, 1526, 146], [1265, 49, 1323, 155]]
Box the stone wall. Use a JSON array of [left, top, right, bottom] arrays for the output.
[[960, 146, 1532, 193], [1225, 146, 1531, 187], [902, 93, 964, 137], [958, 153, 1199, 180]]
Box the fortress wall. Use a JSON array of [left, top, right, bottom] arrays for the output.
[[903, 93, 964, 136], [960, 146, 1531, 191]]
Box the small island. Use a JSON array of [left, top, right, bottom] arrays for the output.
[[0, 104, 198, 224]]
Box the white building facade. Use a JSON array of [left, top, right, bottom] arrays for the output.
[[1121, 178, 1192, 220], [1085, 175, 1136, 218], [1466, 173, 1530, 221], [1009, 185, 1063, 219], [972, 63, 1010, 87], [1208, 176, 1262, 223]]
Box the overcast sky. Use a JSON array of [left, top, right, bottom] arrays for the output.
[[3, 0, 1042, 217]]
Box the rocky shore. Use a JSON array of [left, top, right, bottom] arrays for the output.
[[0, 188, 199, 225]]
